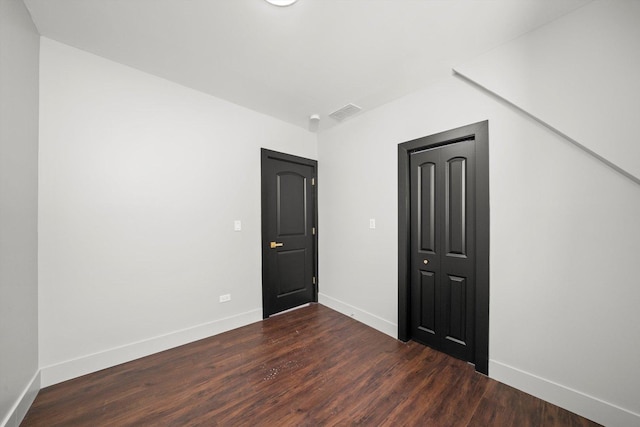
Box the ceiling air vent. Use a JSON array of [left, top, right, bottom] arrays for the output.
[[329, 103, 362, 122]]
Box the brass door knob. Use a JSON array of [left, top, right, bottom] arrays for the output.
[[423, 259, 429, 265], [270, 241, 284, 249]]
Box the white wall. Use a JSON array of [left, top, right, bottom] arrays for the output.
[[0, 0, 40, 426], [14, 1, 640, 425], [454, 0, 640, 183], [317, 25, 640, 427], [38, 38, 317, 386]]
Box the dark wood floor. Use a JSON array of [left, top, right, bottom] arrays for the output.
[[22, 304, 599, 426]]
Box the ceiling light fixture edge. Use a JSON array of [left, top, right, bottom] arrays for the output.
[[264, 0, 298, 6]]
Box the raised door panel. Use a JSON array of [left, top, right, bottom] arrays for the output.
[[276, 172, 307, 237], [444, 275, 467, 346], [418, 271, 436, 334], [276, 248, 307, 296], [419, 162, 436, 253], [446, 157, 467, 258]]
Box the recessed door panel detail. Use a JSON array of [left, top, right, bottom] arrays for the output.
[[419, 271, 436, 333], [444, 275, 466, 345], [277, 172, 307, 237], [446, 157, 466, 257], [276, 249, 307, 296], [419, 163, 436, 253]]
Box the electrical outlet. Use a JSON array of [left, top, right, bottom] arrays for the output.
[[219, 294, 231, 303], [234, 220, 241, 231], [369, 218, 376, 229]]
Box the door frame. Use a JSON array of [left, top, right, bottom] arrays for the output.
[[261, 148, 318, 318], [397, 121, 489, 375]]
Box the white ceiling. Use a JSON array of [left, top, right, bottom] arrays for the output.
[[23, 0, 591, 132]]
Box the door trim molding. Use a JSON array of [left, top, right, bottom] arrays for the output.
[[260, 148, 318, 319], [397, 121, 489, 374]]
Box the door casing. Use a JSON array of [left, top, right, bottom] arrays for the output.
[[397, 121, 489, 375], [261, 148, 318, 318]]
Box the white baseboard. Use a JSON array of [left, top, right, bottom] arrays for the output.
[[1, 370, 40, 427], [315, 299, 639, 427], [319, 293, 397, 339], [490, 360, 640, 427], [40, 309, 263, 387], [10, 309, 637, 427]]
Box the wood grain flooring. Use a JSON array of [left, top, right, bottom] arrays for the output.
[[22, 304, 600, 426]]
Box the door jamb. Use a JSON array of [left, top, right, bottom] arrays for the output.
[[397, 121, 489, 375], [261, 148, 318, 319]]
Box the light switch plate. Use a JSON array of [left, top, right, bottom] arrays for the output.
[[369, 218, 376, 229], [234, 220, 241, 231]]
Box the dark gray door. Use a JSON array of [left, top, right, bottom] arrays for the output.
[[409, 139, 476, 361], [261, 149, 317, 318]]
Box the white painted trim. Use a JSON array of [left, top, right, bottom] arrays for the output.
[[452, 68, 640, 187], [490, 360, 640, 427], [319, 293, 397, 339], [40, 309, 262, 387], [1, 370, 40, 427]]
